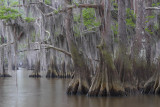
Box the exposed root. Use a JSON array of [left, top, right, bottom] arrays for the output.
[[29, 72, 41, 78], [67, 78, 79, 94], [66, 40, 91, 95], [110, 80, 125, 96], [143, 66, 160, 95], [143, 71, 160, 95], [46, 58, 58, 78], [0, 73, 12, 77], [88, 42, 125, 96], [59, 61, 66, 78], [58, 71, 72, 78], [29, 60, 41, 78], [58, 61, 72, 78], [88, 71, 102, 96], [66, 72, 72, 78], [114, 54, 138, 95], [58, 71, 66, 78], [67, 77, 90, 95], [88, 62, 125, 96], [88, 71, 125, 96], [0, 66, 12, 77], [46, 69, 58, 78]]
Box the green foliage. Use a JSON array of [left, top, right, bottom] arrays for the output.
[[154, 24, 158, 30], [111, 22, 118, 36], [54, 10, 59, 14], [55, 27, 62, 37], [126, 8, 136, 28], [10, 1, 19, 6], [73, 24, 80, 37], [53, 7, 61, 14], [152, 2, 160, 6], [0, 6, 21, 21], [145, 27, 153, 35], [146, 15, 155, 20], [45, 0, 51, 5], [111, 21, 118, 43], [73, 8, 100, 36], [74, 14, 80, 23], [145, 14, 155, 35], [82, 8, 100, 29], [72, 0, 79, 6], [73, 14, 80, 36], [24, 17, 35, 23], [113, 2, 118, 10], [0, 0, 4, 5], [126, 18, 135, 28]]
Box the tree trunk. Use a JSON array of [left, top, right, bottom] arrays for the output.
[[145, 0, 152, 68], [143, 60, 160, 94], [5, 26, 12, 77], [131, 0, 147, 89], [46, 58, 58, 78], [0, 35, 6, 77], [65, 0, 91, 95], [88, 0, 125, 96], [143, 0, 160, 95], [115, 0, 136, 93], [29, 60, 41, 78]]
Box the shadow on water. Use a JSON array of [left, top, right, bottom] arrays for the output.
[[0, 68, 160, 107]]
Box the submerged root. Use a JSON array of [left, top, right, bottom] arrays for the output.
[[29, 72, 41, 78], [46, 69, 58, 78], [0, 73, 12, 77], [67, 78, 90, 95], [123, 83, 137, 95], [58, 71, 66, 78], [58, 61, 72, 78], [0, 65, 12, 77], [88, 72, 102, 96], [88, 70, 125, 96], [88, 42, 125, 96], [114, 55, 138, 95], [143, 71, 160, 95], [58, 71, 72, 78], [29, 60, 41, 78], [67, 79, 79, 94], [88, 43, 125, 96], [110, 81, 125, 96]]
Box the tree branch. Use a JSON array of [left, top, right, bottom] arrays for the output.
[[0, 42, 14, 48], [146, 7, 160, 10], [46, 4, 100, 17], [42, 44, 71, 57], [19, 43, 71, 57]]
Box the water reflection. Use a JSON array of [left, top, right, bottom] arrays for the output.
[[0, 68, 160, 107]]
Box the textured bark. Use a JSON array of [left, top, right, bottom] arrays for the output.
[[0, 35, 11, 77], [131, 0, 146, 88], [116, 0, 136, 92], [46, 58, 58, 78], [143, 61, 160, 95], [59, 61, 66, 78], [145, 0, 152, 67], [5, 26, 12, 77], [65, 0, 91, 95], [132, 0, 145, 59], [29, 60, 41, 78], [0, 35, 4, 76], [143, 0, 160, 95], [88, 0, 125, 96]]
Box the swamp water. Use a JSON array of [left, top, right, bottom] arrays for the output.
[[0, 68, 159, 107]]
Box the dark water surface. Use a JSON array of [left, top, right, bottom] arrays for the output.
[[0, 68, 160, 107]]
